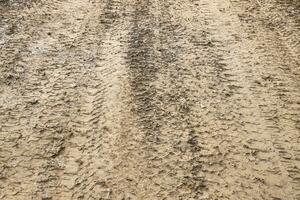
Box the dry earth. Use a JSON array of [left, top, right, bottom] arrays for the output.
[[0, 0, 299, 199]]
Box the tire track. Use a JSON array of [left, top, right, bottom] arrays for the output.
[[202, 0, 300, 199], [153, 1, 210, 198], [123, 0, 211, 198], [0, 0, 91, 198], [228, 1, 300, 198], [127, 0, 160, 142], [0, 0, 125, 199], [59, 1, 132, 199]]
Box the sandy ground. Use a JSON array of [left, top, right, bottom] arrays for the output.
[[0, 0, 299, 199]]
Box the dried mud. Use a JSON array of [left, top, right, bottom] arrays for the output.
[[0, 0, 299, 199]]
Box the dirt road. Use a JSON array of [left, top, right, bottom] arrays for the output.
[[0, 0, 299, 199]]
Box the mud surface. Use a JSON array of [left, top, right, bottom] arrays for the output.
[[0, 0, 299, 199]]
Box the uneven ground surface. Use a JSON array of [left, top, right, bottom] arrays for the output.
[[0, 0, 299, 199]]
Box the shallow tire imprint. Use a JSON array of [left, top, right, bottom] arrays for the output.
[[0, 0, 299, 199]]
